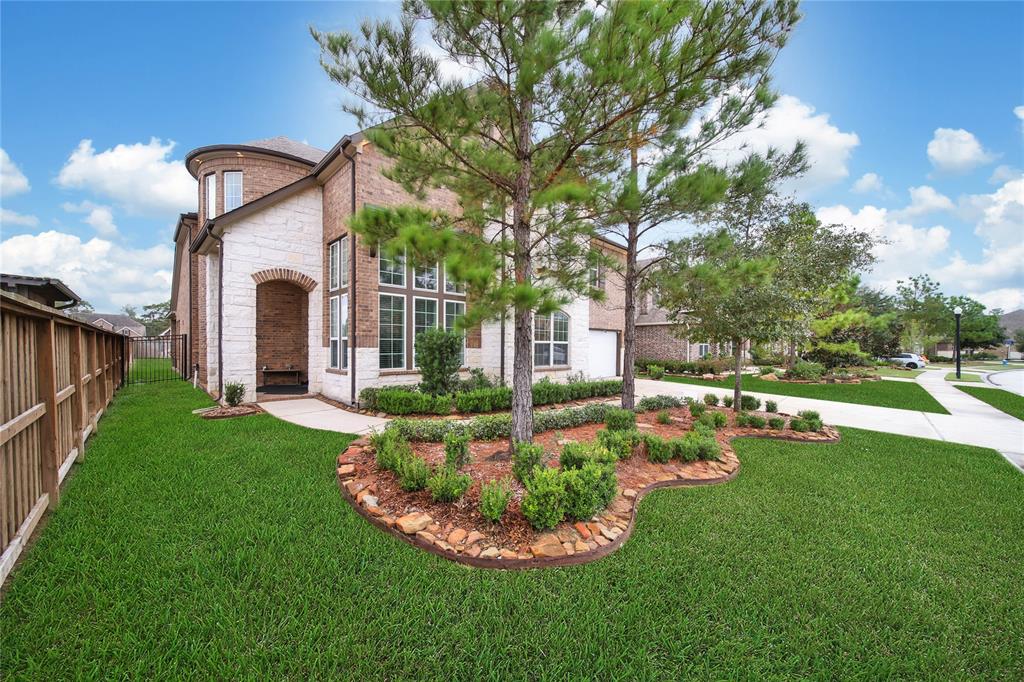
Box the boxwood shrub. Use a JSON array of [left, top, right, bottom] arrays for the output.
[[562, 461, 617, 521], [427, 466, 472, 502], [520, 467, 566, 530], [512, 441, 545, 483], [636, 395, 684, 412], [605, 407, 636, 431]]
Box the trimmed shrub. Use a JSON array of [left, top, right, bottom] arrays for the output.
[[605, 407, 636, 431], [647, 364, 665, 380], [471, 414, 513, 440], [223, 382, 245, 407], [740, 395, 761, 411], [656, 410, 672, 425], [454, 386, 512, 413], [722, 395, 734, 408], [636, 395, 684, 412], [787, 361, 825, 381], [415, 327, 464, 396], [520, 467, 566, 530], [397, 455, 429, 491], [596, 428, 640, 460], [765, 400, 778, 413], [479, 478, 513, 523], [458, 368, 493, 392], [643, 434, 673, 463], [376, 388, 452, 416], [797, 410, 824, 432], [427, 466, 472, 502], [532, 377, 570, 405], [388, 403, 617, 443], [443, 430, 472, 470], [759, 366, 775, 376], [790, 417, 811, 432], [562, 461, 617, 521], [697, 411, 727, 430], [703, 393, 719, 406], [768, 417, 785, 429], [559, 441, 591, 470], [512, 441, 545, 483], [689, 402, 706, 418], [370, 429, 411, 472], [746, 414, 767, 429]]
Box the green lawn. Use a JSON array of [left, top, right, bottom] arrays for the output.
[[946, 371, 983, 382], [663, 373, 949, 413], [2, 382, 1022, 679], [957, 385, 1024, 421], [875, 366, 925, 378], [127, 357, 181, 383]]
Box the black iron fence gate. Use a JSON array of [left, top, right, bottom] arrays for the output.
[[126, 334, 190, 384]]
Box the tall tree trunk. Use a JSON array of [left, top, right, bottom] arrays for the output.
[[510, 97, 534, 447], [733, 336, 743, 411], [788, 338, 797, 368], [620, 139, 640, 411]]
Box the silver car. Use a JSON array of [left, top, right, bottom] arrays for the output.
[[886, 353, 928, 369]]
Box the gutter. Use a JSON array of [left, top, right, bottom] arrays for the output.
[[343, 142, 360, 407], [208, 225, 225, 401]]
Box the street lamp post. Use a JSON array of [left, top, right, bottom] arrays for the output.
[[954, 306, 963, 379]]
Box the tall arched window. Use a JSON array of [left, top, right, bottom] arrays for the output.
[[534, 310, 569, 367]]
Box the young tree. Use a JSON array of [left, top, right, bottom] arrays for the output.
[[313, 0, 801, 443], [895, 275, 947, 354], [947, 296, 1003, 355], [139, 300, 172, 336], [804, 277, 896, 368], [1014, 327, 1024, 354]]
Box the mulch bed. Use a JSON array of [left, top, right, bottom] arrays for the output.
[[198, 404, 263, 420], [336, 406, 841, 569]]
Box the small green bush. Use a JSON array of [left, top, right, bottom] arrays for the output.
[[697, 411, 727, 430], [768, 417, 785, 429], [605, 407, 637, 431], [454, 386, 512, 413], [647, 364, 665, 380], [759, 366, 775, 376], [520, 467, 566, 530], [376, 388, 452, 415], [415, 327, 464, 396], [427, 466, 472, 502], [790, 418, 810, 432], [559, 441, 591, 470], [512, 441, 545, 483], [656, 410, 672, 425], [689, 401, 706, 417], [479, 478, 513, 523], [747, 415, 767, 429], [787, 361, 825, 381], [596, 428, 640, 460], [765, 400, 778, 413], [797, 410, 824, 431], [223, 382, 245, 407], [703, 393, 719, 406], [370, 429, 412, 472], [643, 434, 673, 463], [443, 430, 472, 470], [740, 395, 761, 411], [397, 455, 429, 491], [722, 395, 734, 408], [562, 464, 599, 521], [636, 395, 684, 411]]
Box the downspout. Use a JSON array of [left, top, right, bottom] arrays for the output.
[[499, 217, 507, 385], [343, 142, 360, 406], [209, 226, 225, 401]]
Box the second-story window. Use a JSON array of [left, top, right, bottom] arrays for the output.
[[205, 174, 216, 218], [413, 262, 438, 291], [224, 172, 243, 211], [329, 235, 350, 292], [379, 248, 405, 287]]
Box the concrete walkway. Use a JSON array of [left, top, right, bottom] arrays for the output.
[[635, 375, 1024, 470], [258, 398, 389, 435]]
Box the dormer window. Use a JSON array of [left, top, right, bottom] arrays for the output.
[[205, 174, 216, 218], [224, 172, 243, 211]]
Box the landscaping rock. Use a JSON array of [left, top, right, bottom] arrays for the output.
[[344, 480, 364, 496], [480, 547, 500, 559], [337, 464, 356, 477], [622, 488, 637, 499], [530, 534, 567, 558], [447, 528, 467, 545], [465, 545, 482, 558], [395, 512, 432, 534], [574, 540, 589, 553], [465, 531, 485, 545], [574, 522, 592, 539], [360, 494, 378, 508], [499, 549, 517, 560], [761, 373, 779, 381], [415, 531, 436, 544]]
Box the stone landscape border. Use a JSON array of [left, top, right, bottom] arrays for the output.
[[335, 425, 841, 570]]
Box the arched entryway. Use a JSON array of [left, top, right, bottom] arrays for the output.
[[255, 279, 309, 394]]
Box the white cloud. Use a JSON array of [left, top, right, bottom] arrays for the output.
[[989, 164, 1021, 185], [851, 172, 884, 194], [708, 95, 860, 193], [958, 176, 1024, 247], [933, 242, 1024, 298], [973, 288, 1024, 312], [1016, 105, 1024, 133], [62, 200, 119, 236], [0, 208, 39, 227], [0, 230, 172, 310], [926, 128, 996, 173], [894, 185, 954, 219], [56, 138, 195, 215], [0, 148, 30, 197]]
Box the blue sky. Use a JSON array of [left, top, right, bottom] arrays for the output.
[[1, 1, 1022, 312]]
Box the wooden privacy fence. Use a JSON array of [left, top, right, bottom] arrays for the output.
[[0, 291, 126, 585]]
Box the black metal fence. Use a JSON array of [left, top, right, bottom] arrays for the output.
[[126, 334, 190, 384]]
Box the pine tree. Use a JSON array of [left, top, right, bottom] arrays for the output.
[[313, 0, 800, 443]]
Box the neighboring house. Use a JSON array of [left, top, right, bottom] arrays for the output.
[[170, 135, 627, 404], [0, 273, 81, 309], [71, 313, 146, 337], [633, 260, 747, 363]]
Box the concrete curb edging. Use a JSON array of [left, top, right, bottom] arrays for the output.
[[335, 426, 841, 570]]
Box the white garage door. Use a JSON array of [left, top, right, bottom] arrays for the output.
[[589, 330, 618, 378]]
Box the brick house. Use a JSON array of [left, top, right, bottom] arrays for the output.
[[72, 313, 146, 337], [169, 135, 626, 404]]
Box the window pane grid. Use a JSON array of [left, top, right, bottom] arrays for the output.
[[414, 264, 438, 291], [339, 236, 349, 288], [534, 311, 568, 367], [224, 172, 242, 211], [205, 175, 216, 218], [329, 242, 339, 291], [379, 249, 405, 287], [379, 294, 405, 369]]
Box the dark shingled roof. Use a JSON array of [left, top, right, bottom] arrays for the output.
[[240, 136, 328, 165], [71, 313, 146, 334]]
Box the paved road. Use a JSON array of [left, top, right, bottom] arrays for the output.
[[987, 369, 1024, 396]]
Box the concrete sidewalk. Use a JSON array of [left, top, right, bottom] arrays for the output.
[[258, 398, 389, 435], [634, 377, 1024, 470]]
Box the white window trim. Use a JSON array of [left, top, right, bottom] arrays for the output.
[[413, 262, 439, 292], [329, 295, 340, 369], [534, 310, 570, 367], [412, 296, 439, 369], [378, 292, 406, 370], [445, 299, 467, 368], [378, 247, 406, 288], [444, 266, 466, 295], [205, 174, 216, 219], [224, 171, 243, 212], [698, 342, 710, 358], [340, 293, 349, 369], [329, 241, 340, 291], [339, 235, 349, 288]]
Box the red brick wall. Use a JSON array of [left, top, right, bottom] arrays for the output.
[[196, 154, 311, 224], [256, 280, 309, 385], [636, 324, 696, 362]]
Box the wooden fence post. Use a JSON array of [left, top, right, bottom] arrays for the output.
[[35, 318, 60, 507], [70, 326, 86, 462]]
